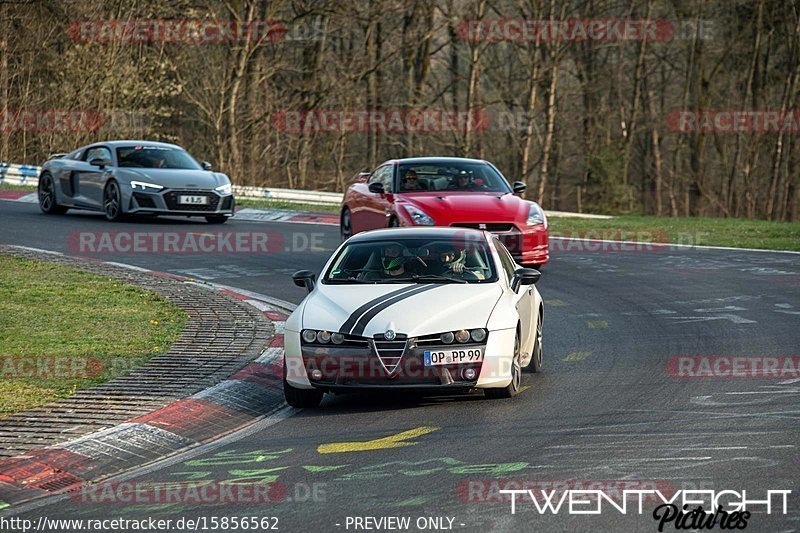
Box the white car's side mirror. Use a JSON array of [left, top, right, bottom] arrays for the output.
[[511, 267, 540, 292]]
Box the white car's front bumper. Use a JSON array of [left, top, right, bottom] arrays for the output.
[[283, 327, 515, 391]]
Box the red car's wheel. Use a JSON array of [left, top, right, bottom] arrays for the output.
[[340, 207, 353, 241]]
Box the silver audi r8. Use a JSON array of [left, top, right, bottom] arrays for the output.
[[38, 140, 235, 223]]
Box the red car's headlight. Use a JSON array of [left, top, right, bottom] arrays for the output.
[[403, 205, 436, 225]]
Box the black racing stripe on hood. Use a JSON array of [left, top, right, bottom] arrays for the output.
[[350, 284, 441, 337], [339, 285, 421, 334]]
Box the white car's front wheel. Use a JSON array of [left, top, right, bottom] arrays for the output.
[[485, 328, 522, 399], [283, 364, 323, 408], [525, 310, 543, 373]]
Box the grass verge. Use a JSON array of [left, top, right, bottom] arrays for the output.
[[0, 182, 36, 192], [0, 255, 186, 417], [548, 215, 800, 252]]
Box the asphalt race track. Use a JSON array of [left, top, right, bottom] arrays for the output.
[[2, 200, 799, 532]]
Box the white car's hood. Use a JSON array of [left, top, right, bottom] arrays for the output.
[[301, 283, 503, 338]]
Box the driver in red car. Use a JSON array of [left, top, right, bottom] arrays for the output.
[[449, 171, 488, 191], [402, 170, 427, 191]]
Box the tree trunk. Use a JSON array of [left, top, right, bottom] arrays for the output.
[[621, 0, 652, 193], [226, 2, 257, 181], [765, 12, 799, 219], [537, 62, 558, 204], [726, 0, 764, 215], [462, 0, 485, 157], [0, 1, 8, 163], [645, 80, 664, 216]]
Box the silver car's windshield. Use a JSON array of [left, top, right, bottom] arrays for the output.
[[324, 237, 497, 284], [116, 146, 202, 170]]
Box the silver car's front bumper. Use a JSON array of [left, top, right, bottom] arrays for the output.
[[126, 188, 235, 216]]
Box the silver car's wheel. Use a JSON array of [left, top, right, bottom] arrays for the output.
[[103, 181, 124, 221], [38, 173, 67, 215]]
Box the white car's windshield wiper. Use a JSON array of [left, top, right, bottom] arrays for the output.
[[325, 277, 379, 284], [410, 274, 468, 284]]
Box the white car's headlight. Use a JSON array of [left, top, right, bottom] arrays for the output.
[[130, 180, 164, 191], [438, 329, 487, 344], [404, 205, 435, 225], [302, 329, 353, 346], [526, 202, 546, 226], [215, 183, 232, 195]]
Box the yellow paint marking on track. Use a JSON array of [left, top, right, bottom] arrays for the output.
[[587, 320, 608, 329], [563, 351, 593, 362], [317, 426, 439, 454], [518, 385, 530, 393], [545, 299, 567, 307]]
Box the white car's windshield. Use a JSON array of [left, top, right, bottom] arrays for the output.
[[324, 238, 497, 284], [116, 146, 202, 170]]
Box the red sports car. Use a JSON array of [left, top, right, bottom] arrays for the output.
[[340, 157, 549, 267]]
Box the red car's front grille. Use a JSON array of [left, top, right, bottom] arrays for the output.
[[450, 222, 516, 232]]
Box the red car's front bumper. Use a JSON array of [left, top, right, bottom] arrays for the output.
[[442, 222, 548, 266], [394, 210, 549, 266], [495, 225, 549, 266]]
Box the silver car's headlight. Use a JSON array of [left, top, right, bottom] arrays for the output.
[[526, 202, 545, 226], [131, 180, 164, 191], [215, 183, 232, 195]]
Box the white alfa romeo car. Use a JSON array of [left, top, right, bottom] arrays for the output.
[[283, 227, 543, 407]]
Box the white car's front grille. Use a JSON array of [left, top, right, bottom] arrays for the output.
[[371, 335, 408, 374]]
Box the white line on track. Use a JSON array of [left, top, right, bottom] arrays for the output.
[[722, 390, 800, 395], [9, 245, 63, 255], [102, 261, 152, 272], [548, 236, 800, 255]]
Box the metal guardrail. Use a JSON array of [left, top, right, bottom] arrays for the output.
[[232, 185, 341, 205], [0, 163, 40, 183], [0, 161, 612, 218]]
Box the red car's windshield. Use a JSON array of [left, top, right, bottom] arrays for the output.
[[397, 162, 512, 193]]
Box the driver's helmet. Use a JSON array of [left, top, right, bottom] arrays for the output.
[[456, 171, 470, 185], [440, 249, 457, 263], [438, 247, 465, 264], [381, 243, 406, 271]]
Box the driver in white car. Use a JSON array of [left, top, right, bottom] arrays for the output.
[[438, 247, 486, 280]]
